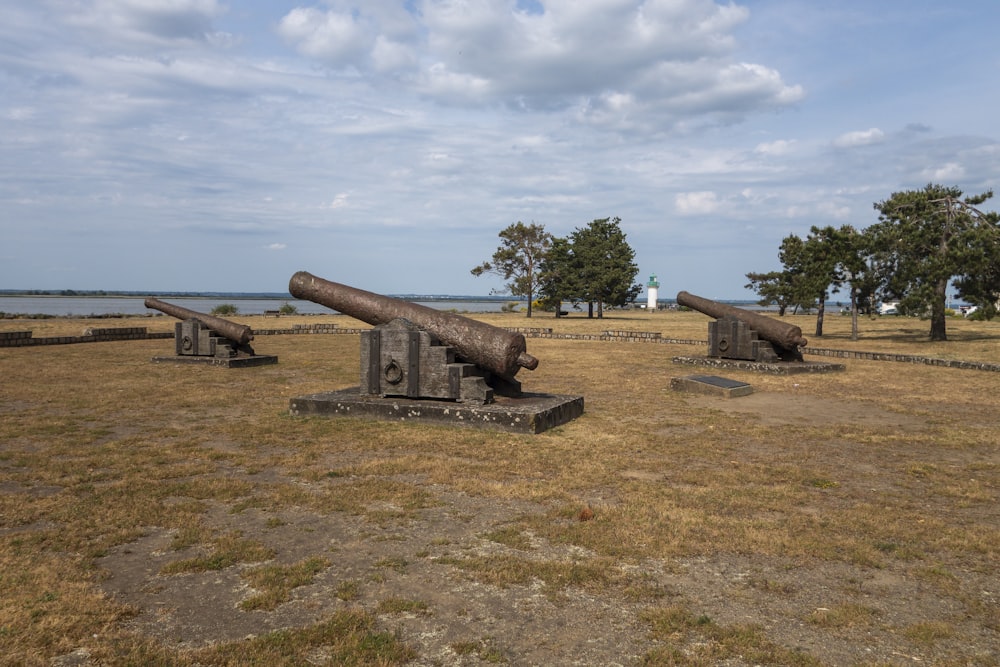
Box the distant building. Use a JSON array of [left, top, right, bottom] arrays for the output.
[[878, 301, 899, 316], [646, 274, 660, 310]]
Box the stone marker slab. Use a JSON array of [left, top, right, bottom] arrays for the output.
[[672, 356, 845, 375], [151, 355, 278, 368], [289, 388, 584, 434], [671, 374, 753, 398]]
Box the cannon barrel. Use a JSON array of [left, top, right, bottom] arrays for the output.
[[676, 290, 808, 350], [144, 297, 254, 346], [288, 271, 538, 378]]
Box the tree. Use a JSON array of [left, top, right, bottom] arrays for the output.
[[950, 208, 1000, 321], [471, 221, 552, 318], [211, 304, 238, 316], [569, 217, 641, 318], [748, 225, 873, 336], [955, 259, 1000, 320], [744, 271, 797, 316], [831, 226, 880, 341], [869, 184, 999, 341], [747, 234, 838, 320], [537, 236, 577, 316], [778, 227, 850, 337]]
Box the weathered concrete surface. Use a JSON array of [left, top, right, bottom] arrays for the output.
[[289, 389, 583, 434], [670, 374, 753, 398], [150, 354, 278, 368], [672, 356, 845, 375]]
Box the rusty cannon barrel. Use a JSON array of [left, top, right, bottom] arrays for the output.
[[676, 290, 808, 350], [289, 271, 538, 379], [144, 297, 254, 347]]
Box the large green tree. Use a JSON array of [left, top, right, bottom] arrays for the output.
[[569, 217, 641, 318], [536, 236, 577, 316], [744, 270, 798, 316], [748, 225, 871, 336], [471, 221, 552, 318], [785, 225, 868, 337], [869, 184, 999, 340]]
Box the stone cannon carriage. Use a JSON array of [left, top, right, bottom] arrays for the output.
[[677, 290, 808, 362], [144, 297, 257, 359], [288, 271, 539, 404]]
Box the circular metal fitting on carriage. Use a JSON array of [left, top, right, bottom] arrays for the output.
[[383, 359, 404, 385]]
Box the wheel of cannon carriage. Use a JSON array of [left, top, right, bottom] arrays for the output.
[[383, 359, 404, 385], [718, 338, 730, 352], [181, 335, 194, 352]]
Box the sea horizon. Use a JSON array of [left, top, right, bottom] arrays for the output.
[[0, 289, 753, 303], [0, 290, 764, 318]]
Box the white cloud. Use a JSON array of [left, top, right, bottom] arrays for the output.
[[326, 194, 350, 209], [67, 0, 227, 47], [371, 35, 417, 73], [755, 139, 795, 156], [275, 0, 801, 129], [675, 191, 720, 215], [277, 7, 373, 68], [266, 243, 286, 250], [833, 128, 885, 148], [922, 162, 965, 181], [816, 201, 852, 219]]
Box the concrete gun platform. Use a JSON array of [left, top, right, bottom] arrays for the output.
[[151, 354, 278, 368], [289, 389, 584, 434], [672, 356, 845, 375]]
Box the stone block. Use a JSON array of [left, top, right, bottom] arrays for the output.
[[670, 374, 753, 398]]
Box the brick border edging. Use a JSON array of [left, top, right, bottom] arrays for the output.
[[0, 323, 365, 347], [2, 324, 997, 373], [511, 330, 1000, 372], [801, 346, 1000, 372], [0, 328, 173, 347]]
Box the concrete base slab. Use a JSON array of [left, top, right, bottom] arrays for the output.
[[672, 356, 845, 375], [151, 355, 278, 368], [288, 388, 584, 434], [671, 374, 753, 398]]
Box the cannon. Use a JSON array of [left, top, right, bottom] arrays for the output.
[[288, 271, 539, 401], [676, 290, 807, 362], [144, 297, 256, 357]]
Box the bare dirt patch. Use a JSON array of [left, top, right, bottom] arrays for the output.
[[99, 491, 657, 665]]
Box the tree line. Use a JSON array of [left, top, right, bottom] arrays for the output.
[[745, 184, 1000, 341], [472, 217, 641, 318]]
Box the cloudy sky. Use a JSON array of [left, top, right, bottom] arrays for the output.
[[2, 0, 998, 298]]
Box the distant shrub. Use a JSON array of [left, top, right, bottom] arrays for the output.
[[211, 304, 238, 316], [278, 302, 298, 315]]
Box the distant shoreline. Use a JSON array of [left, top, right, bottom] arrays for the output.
[[0, 291, 750, 304], [0, 291, 767, 318]]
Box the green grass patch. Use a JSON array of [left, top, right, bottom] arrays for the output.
[[239, 556, 331, 611], [160, 531, 274, 574], [376, 597, 430, 615]]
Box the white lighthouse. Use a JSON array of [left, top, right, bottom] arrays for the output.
[[646, 274, 660, 310]]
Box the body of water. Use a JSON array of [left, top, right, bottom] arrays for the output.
[[0, 295, 526, 317]]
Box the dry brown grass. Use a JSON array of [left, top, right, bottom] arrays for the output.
[[0, 309, 997, 665]]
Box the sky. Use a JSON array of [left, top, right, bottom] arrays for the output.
[[2, 1, 998, 299]]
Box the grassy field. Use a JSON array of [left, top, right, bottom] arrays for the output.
[[0, 310, 997, 665]]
